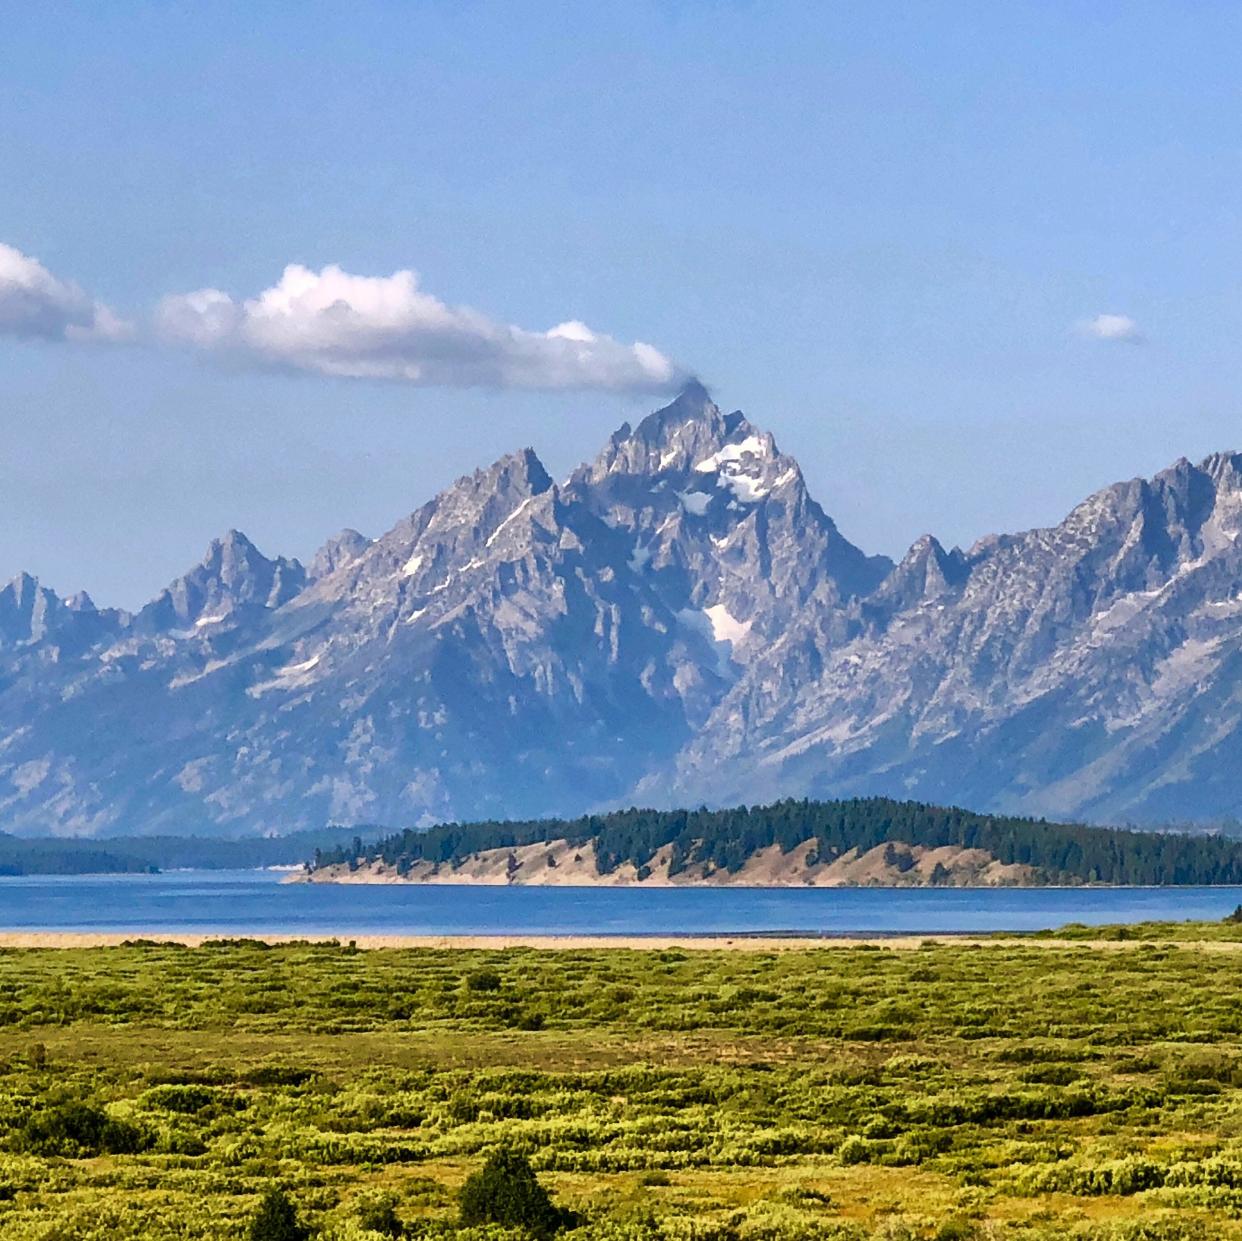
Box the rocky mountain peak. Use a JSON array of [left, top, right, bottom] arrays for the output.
[[0, 573, 61, 646], [634, 377, 716, 432], [210, 529, 264, 570], [5, 571, 40, 604], [412, 447, 553, 540], [0, 575, 121, 651], [862, 534, 970, 626], [564, 391, 891, 663], [65, 590, 96, 613], [1040, 454, 1242, 601], [12, 389, 1242, 835], [137, 529, 307, 633], [578, 385, 790, 497], [300, 446, 560, 628], [309, 529, 371, 581], [408, 447, 551, 545], [586, 382, 729, 481], [1199, 450, 1242, 487], [483, 446, 552, 491]]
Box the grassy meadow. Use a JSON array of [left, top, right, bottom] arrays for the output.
[[1, 929, 1242, 1238]]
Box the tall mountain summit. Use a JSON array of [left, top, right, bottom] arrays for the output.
[[3, 384, 1241, 835]]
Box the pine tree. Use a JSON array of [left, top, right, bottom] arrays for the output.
[[248, 1188, 308, 1241], [459, 1148, 564, 1237]]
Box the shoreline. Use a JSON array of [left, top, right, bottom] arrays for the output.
[[3, 869, 1242, 892], [0, 930, 954, 950], [0, 929, 1238, 951], [287, 876, 1242, 891]]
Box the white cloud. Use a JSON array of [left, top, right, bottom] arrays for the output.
[[157, 262, 685, 392], [0, 242, 132, 343], [1078, 313, 1143, 343], [154, 287, 240, 347]]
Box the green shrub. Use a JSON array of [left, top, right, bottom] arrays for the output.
[[155, 1126, 208, 1156], [140, 1083, 219, 1113], [1020, 1064, 1082, 1085], [891, 1131, 950, 1165], [459, 1147, 570, 1237], [1163, 1050, 1240, 1088], [243, 1066, 316, 1087], [933, 1220, 978, 1241], [14, 1101, 148, 1156], [354, 1191, 402, 1237], [248, 1188, 309, 1241]]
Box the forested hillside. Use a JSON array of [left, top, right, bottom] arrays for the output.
[[311, 798, 1242, 887]]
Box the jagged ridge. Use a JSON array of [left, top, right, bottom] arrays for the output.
[[2, 384, 1242, 835]]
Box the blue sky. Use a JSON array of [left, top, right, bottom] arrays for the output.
[[4, 2, 1242, 606]]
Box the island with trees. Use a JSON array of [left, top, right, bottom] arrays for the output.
[[303, 797, 1242, 888]]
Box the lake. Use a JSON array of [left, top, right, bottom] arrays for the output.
[[1, 870, 1240, 935]]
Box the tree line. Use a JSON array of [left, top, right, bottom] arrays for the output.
[[311, 797, 1242, 886], [0, 825, 389, 876]]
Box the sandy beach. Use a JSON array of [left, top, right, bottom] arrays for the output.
[[0, 930, 1237, 951]]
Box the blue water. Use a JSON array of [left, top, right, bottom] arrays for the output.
[[0, 870, 1240, 935]]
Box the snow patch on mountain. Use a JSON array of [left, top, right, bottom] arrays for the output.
[[704, 603, 751, 646]]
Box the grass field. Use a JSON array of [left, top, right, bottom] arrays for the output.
[[1, 927, 1242, 1238]]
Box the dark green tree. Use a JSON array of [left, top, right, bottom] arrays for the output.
[[16, 1101, 146, 1157], [355, 1191, 402, 1237], [466, 967, 503, 993], [248, 1188, 308, 1241], [459, 1148, 565, 1237]]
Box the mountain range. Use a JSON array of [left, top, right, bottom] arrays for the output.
[[5, 381, 1242, 836]]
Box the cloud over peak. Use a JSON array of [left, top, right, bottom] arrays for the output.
[[0, 243, 132, 343], [1078, 313, 1143, 343], [157, 262, 685, 393]]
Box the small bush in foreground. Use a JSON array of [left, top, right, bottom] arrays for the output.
[[460, 1148, 570, 1237], [249, 1188, 309, 1241], [354, 1191, 402, 1237]]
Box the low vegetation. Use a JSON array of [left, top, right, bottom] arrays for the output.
[[1, 928, 1242, 1236], [0, 826, 386, 876], [312, 797, 1242, 885]]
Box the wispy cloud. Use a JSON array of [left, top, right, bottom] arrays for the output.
[[0, 243, 132, 343], [157, 262, 685, 393], [1078, 313, 1143, 344]]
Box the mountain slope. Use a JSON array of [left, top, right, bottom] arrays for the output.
[[565, 381, 890, 677], [2, 384, 1242, 834], [665, 450, 1242, 822]]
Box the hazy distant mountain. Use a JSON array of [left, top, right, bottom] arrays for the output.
[[3, 382, 1242, 835]]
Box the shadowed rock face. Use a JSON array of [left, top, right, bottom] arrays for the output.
[[2, 384, 1242, 836]]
